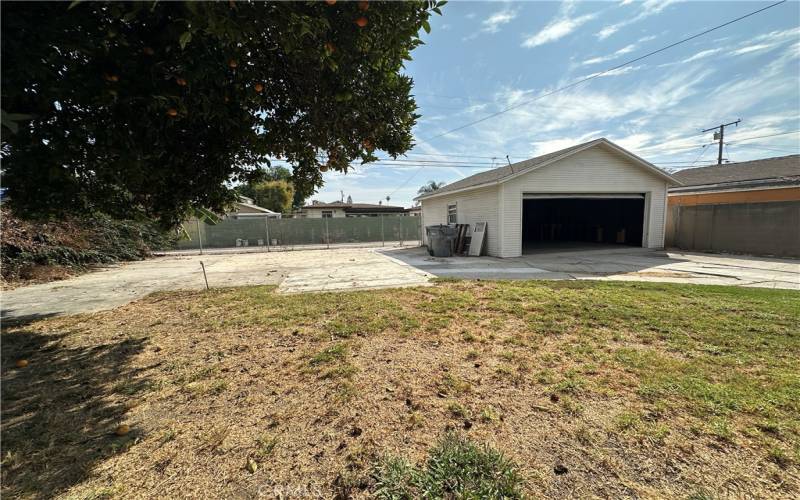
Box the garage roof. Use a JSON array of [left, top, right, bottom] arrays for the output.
[[415, 138, 679, 200], [671, 155, 800, 188]]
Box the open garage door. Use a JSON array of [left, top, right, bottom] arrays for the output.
[[522, 194, 645, 252]]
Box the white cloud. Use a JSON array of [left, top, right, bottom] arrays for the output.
[[459, 67, 713, 156], [522, 2, 597, 48], [732, 44, 775, 56], [577, 65, 643, 80], [681, 48, 722, 63], [596, 25, 620, 39], [529, 130, 605, 156], [596, 0, 678, 40], [481, 8, 517, 34], [582, 43, 637, 65]]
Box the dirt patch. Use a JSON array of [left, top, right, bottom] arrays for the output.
[[2, 281, 798, 498]]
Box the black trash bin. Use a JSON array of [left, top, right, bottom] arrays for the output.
[[426, 224, 458, 257]]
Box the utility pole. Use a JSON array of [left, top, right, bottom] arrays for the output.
[[702, 119, 741, 165]]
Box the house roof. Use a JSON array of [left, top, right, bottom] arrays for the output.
[[234, 200, 278, 214], [671, 155, 800, 190], [302, 202, 406, 211], [415, 138, 678, 200]]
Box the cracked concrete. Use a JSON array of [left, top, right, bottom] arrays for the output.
[[381, 246, 800, 290], [3, 244, 796, 324], [1, 246, 431, 323]]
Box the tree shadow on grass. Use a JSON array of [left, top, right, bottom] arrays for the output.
[[2, 329, 150, 498]]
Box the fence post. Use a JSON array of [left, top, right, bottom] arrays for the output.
[[265, 216, 271, 253], [381, 214, 385, 247], [325, 216, 330, 250], [196, 219, 204, 255], [399, 216, 404, 247]]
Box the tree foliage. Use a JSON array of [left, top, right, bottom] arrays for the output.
[[417, 180, 446, 195], [1, 0, 444, 227], [236, 180, 294, 214]]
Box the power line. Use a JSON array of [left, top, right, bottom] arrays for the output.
[[691, 143, 714, 165], [727, 129, 800, 143], [371, 158, 497, 165], [417, 0, 787, 145], [727, 143, 799, 154]]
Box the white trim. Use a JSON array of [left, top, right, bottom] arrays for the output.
[[668, 183, 800, 196], [522, 193, 645, 199]]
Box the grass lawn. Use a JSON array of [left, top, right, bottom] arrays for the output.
[[2, 280, 799, 498]]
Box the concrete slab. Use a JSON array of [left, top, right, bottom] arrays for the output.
[[1, 247, 431, 322], [381, 247, 800, 290]]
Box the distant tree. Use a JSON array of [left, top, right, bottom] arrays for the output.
[[262, 166, 292, 183], [1, 1, 444, 227], [418, 180, 447, 195], [237, 180, 294, 214]]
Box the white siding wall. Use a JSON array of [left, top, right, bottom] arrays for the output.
[[498, 146, 668, 257], [304, 208, 347, 218], [420, 185, 501, 256]]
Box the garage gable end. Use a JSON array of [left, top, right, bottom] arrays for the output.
[[502, 140, 678, 187], [415, 138, 678, 202]]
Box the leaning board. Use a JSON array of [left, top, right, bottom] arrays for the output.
[[468, 222, 487, 256]]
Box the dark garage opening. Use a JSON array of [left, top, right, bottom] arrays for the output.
[[522, 196, 645, 252]]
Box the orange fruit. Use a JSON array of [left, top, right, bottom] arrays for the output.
[[358, 1, 369, 11], [115, 424, 130, 436], [362, 139, 374, 150], [229, 59, 238, 69], [254, 83, 264, 92], [325, 0, 336, 5], [320, 164, 329, 172], [355, 17, 368, 28], [325, 42, 335, 54], [143, 47, 155, 56], [15, 359, 28, 368], [166, 108, 178, 117], [176, 77, 187, 87]]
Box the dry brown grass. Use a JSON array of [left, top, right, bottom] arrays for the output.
[[2, 280, 798, 499]]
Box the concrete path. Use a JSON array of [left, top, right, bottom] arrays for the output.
[[382, 246, 800, 290], [4, 245, 796, 324], [1, 247, 431, 323]]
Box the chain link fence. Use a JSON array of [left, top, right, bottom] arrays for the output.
[[168, 215, 423, 253]]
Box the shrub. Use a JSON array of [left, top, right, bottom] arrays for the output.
[[1, 208, 175, 284], [372, 433, 523, 499]]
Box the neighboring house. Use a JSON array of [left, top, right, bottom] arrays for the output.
[[299, 201, 408, 218], [415, 138, 679, 257], [406, 206, 421, 217], [230, 196, 281, 219], [666, 155, 800, 257]]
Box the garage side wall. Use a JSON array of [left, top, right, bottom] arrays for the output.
[[499, 146, 668, 257], [420, 185, 501, 256]]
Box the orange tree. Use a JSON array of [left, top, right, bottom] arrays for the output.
[[1, 1, 443, 227]]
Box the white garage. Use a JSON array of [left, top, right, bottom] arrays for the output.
[[416, 138, 680, 258]]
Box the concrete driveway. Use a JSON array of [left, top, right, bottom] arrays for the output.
[[1, 246, 431, 323], [381, 246, 800, 290], [3, 244, 796, 324]]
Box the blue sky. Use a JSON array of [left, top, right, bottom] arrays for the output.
[[311, 0, 800, 207]]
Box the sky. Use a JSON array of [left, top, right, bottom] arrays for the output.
[[308, 0, 800, 208]]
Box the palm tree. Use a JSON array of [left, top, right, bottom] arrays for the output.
[[418, 180, 446, 195]]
